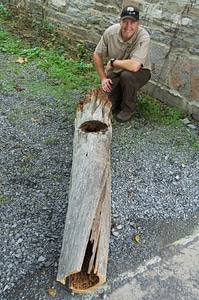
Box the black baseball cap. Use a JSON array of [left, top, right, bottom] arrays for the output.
[[120, 6, 139, 22]]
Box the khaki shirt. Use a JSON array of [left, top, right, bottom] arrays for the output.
[[95, 23, 151, 72]]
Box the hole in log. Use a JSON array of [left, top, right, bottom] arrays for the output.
[[80, 121, 108, 133], [69, 241, 99, 292]]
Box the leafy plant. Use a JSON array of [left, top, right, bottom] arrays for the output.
[[0, 35, 23, 53], [0, 195, 7, 204], [77, 43, 88, 59], [136, 95, 184, 125], [0, 4, 10, 20], [0, 27, 8, 41], [44, 137, 57, 145], [20, 47, 45, 58]]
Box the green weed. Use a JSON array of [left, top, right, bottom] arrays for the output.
[[44, 137, 57, 145], [23, 166, 31, 175], [0, 24, 99, 91], [0, 195, 7, 204], [136, 95, 184, 125], [20, 47, 46, 59], [50, 174, 63, 181], [0, 36, 23, 54], [0, 27, 9, 41], [0, 4, 10, 20]]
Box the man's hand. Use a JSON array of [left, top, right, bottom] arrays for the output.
[[102, 78, 113, 93], [93, 52, 113, 92], [101, 61, 113, 92]]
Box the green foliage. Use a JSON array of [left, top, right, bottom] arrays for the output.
[[0, 195, 7, 205], [0, 21, 100, 91], [0, 4, 10, 20], [34, 19, 57, 36], [37, 54, 99, 90], [0, 27, 8, 41], [20, 47, 46, 58], [50, 174, 63, 181], [136, 95, 184, 125], [0, 30, 23, 53], [0, 27, 22, 54], [44, 137, 57, 145], [77, 43, 87, 59]]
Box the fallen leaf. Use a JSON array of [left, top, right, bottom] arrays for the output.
[[47, 288, 57, 297], [31, 117, 38, 122], [16, 57, 28, 64], [134, 234, 140, 243]]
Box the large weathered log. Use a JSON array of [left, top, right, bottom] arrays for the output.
[[57, 87, 112, 293]]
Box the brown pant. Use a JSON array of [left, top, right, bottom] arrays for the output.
[[107, 69, 151, 112]]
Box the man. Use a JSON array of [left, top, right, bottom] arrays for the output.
[[94, 5, 151, 122]]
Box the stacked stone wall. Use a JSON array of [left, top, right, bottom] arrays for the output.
[[2, 0, 199, 120]]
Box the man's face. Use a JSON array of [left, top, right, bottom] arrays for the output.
[[120, 18, 140, 41]]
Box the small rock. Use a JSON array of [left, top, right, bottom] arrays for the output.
[[181, 118, 191, 125], [102, 292, 107, 299], [112, 231, 119, 237], [116, 224, 123, 230], [112, 214, 119, 218], [3, 285, 9, 292], [187, 124, 196, 130], [38, 256, 45, 262], [45, 261, 52, 267], [7, 263, 13, 269]]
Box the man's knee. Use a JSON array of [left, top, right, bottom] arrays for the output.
[[120, 70, 139, 89], [120, 70, 136, 80], [120, 69, 150, 89]]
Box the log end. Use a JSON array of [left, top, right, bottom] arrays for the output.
[[69, 271, 105, 294], [77, 87, 112, 112], [57, 270, 106, 294], [56, 238, 108, 294], [77, 87, 112, 122]]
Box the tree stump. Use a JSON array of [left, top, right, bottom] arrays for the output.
[[56, 87, 112, 293]]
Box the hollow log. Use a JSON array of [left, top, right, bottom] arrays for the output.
[[56, 87, 112, 293]]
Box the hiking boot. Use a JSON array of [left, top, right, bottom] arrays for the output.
[[116, 111, 134, 122]]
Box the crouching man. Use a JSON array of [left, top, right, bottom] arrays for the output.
[[94, 5, 151, 122]]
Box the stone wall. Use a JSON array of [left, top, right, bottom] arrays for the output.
[[2, 0, 199, 120]]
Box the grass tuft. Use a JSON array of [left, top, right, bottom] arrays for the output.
[[136, 95, 184, 125]]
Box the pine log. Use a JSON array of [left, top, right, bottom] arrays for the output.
[[56, 87, 112, 293]]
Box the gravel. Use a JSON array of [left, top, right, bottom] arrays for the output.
[[0, 53, 199, 300]]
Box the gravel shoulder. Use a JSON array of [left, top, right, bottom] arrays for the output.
[[0, 52, 199, 300]]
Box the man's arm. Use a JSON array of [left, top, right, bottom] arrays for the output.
[[110, 59, 141, 72], [94, 51, 113, 92], [93, 51, 107, 81]]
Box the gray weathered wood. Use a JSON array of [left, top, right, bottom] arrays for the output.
[[56, 88, 112, 293]]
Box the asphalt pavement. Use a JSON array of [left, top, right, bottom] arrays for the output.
[[91, 225, 199, 300]]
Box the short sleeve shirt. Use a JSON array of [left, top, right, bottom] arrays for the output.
[[95, 23, 151, 72]]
